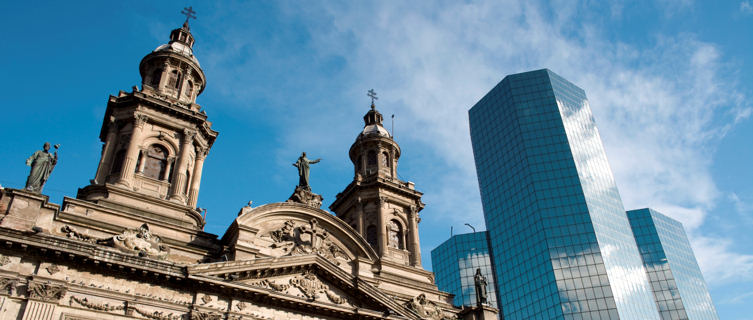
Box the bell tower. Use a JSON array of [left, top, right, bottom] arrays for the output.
[[78, 16, 217, 230], [330, 92, 424, 267]]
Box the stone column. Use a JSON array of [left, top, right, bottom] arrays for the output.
[[356, 197, 364, 234], [187, 146, 207, 207], [136, 148, 147, 173], [169, 129, 195, 203], [93, 116, 118, 184], [376, 197, 388, 256], [408, 205, 422, 267], [116, 114, 148, 188], [164, 156, 175, 180]]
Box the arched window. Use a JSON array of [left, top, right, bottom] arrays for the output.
[[366, 225, 377, 249], [388, 220, 404, 249], [111, 149, 126, 175], [143, 145, 168, 180], [381, 151, 390, 167], [150, 68, 162, 87], [167, 70, 181, 89], [185, 80, 194, 97], [367, 150, 377, 165]]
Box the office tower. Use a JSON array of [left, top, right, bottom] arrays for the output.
[[627, 208, 719, 320], [468, 69, 660, 319], [431, 231, 498, 308]]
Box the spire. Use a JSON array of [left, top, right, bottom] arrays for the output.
[[170, 7, 196, 48], [363, 89, 384, 126]]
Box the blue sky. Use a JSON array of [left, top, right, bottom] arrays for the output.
[[1, 1, 751, 318]]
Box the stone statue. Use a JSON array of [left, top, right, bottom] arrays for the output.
[[24, 142, 58, 193], [292, 152, 320, 190], [474, 268, 488, 306]]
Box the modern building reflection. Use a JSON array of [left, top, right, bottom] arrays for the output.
[[467, 69, 660, 319], [431, 231, 497, 308], [627, 208, 719, 320]]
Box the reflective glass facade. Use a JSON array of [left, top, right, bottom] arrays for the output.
[[627, 208, 719, 320], [469, 69, 660, 319], [431, 231, 498, 308]]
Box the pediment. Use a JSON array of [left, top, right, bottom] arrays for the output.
[[187, 255, 417, 319], [223, 202, 378, 264]]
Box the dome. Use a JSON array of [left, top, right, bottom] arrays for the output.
[[361, 124, 391, 138], [153, 41, 201, 67]]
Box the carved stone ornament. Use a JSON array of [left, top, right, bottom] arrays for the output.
[[0, 277, 17, 295], [28, 281, 67, 302], [70, 296, 125, 312], [132, 307, 184, 320], [265, 219, 349, 263], [201, 294, 212, 304], [60, 225, 95, 243], [190, 307, 222, 320], [235, 301, 246, 311], [97, 223, 169, 259], [46, 264, 61, 275], [0, 254, 10, 266], [287, 185, 324, 208], [249, 270, 347, 305], [405, 293, 452, 320]]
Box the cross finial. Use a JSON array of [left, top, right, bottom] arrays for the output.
[[181, 6, 197, 26], [367, 89, 378, 109]]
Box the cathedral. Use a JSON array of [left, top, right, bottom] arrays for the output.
[[0, 16, 496, 320]]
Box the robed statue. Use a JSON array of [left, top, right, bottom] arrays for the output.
[[25, 142, 59, 193], [474, 268, 488, 306], [292, 152, 320, 190]]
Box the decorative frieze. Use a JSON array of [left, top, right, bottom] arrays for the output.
[[96, 223, 170, 259], [132, 306, 184, 320], [28, 281, 67, 302], [405, 293, 452, 320], [0, 254, 11, 266], [0, 277, 17, 295], [46, 264, 61, 275], [265, 219, 349, 263], [69, 296, 125, 312]]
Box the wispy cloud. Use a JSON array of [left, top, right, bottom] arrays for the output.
[[202, 0, 752, 285], [742, 1, 753, 14]]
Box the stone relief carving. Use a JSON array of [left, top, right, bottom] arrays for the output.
[[247, 270, 348, 305], [0, 254, 10, 266], [0, 277, 17, 295], [61, 223, 169, 259], [264, 219, 349, 263], [46, 264, 61, 275], [190, 307, 222, 320], [235, 301, 247, 311], [28, 281, 67, 302], [132, 307, 183, 320], [97, 223, 170, 259], [201, 294, 212, 304], [69, 296, 125, 312], [61, 225, 95, 243], [404, 293, 452, 320]]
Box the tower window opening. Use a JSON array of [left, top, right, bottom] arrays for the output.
[[366, 225, 377, 249], [356, 156, 362, 171], [388, 220, 404, 249], [167, 70, 181, 89], [367, 150, 377, 165], [143, 144, 168, 180], [150, 68, 162, 87]]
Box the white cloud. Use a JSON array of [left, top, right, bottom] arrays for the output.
[[742, 1, 753, 14], [204, 0, 753, 287]]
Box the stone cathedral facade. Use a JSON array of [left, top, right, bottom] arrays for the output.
[[0, 20, 496, 320]]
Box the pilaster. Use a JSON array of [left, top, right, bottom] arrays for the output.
[[116, 114, 148, 188], [170, 129, 195, 203]]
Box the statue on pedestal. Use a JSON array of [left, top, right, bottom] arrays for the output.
[[288, 152, 323, 208], [292, 152, 320, 190], [474, 268, 488, 306], [24, 142, 59, 193]]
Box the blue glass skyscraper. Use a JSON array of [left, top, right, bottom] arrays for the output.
[[468, 69, 660, 319], [627, 208, 719, 320], [431, 231, 497, 308]]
